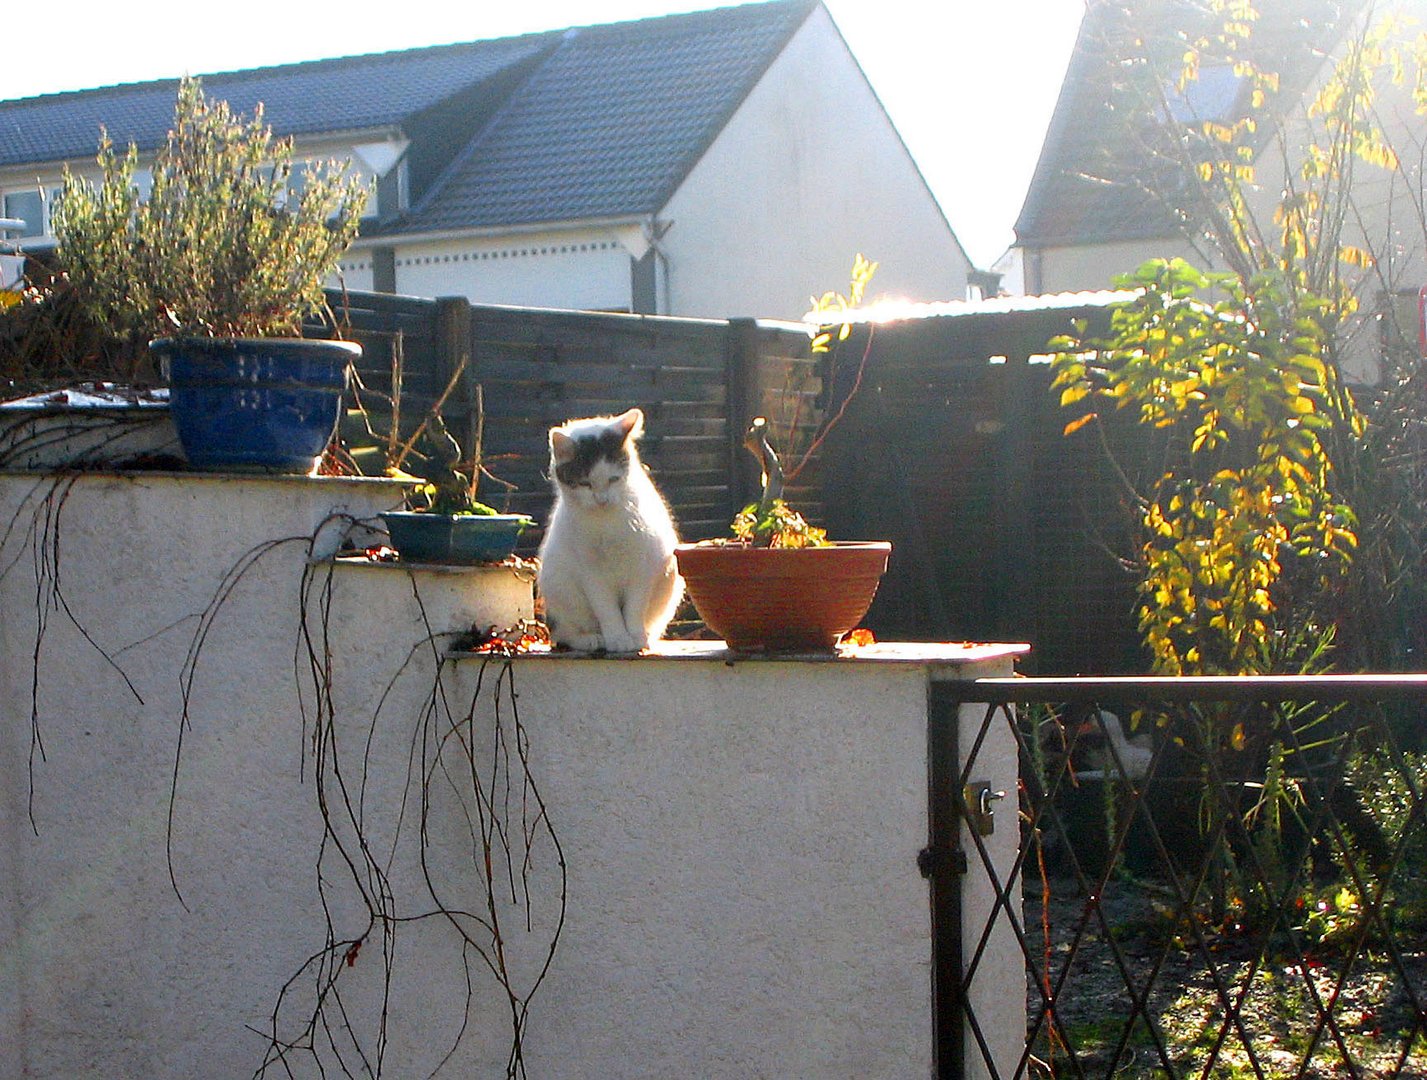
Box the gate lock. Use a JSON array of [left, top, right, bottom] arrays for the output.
[[963, 781, 1006, 837]]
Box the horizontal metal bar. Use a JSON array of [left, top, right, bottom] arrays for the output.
[[943, 673, 1427, 704]]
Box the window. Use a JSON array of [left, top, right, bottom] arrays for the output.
[[3, 185, 64, 239], [3, 189, 44, 237], [1163, 65, 1245, 124]]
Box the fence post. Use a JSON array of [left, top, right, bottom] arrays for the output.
[[724, 318, 760, 520], [434, 295, 476, 450], [926, 683, 966, 1079], [995, 352, 1036, 647]]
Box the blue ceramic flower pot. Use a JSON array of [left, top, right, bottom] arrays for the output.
[[153, 337, 359, 473], [380, 511, 533, 565]]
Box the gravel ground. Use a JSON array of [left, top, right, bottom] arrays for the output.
[[1015, 873, 1427, 1078]]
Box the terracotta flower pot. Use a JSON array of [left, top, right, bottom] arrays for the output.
[[674, 541, 891, 652]]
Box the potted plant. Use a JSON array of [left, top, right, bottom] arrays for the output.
[[379, 411, 533, 565], [674, 417, 890, 651], [51, 76, 369, 473]]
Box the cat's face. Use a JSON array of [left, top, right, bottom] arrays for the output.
[[549, 408, 642, 509]]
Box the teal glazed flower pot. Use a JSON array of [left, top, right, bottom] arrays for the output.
[[153, 336, 359, 473], [381, 511, 533, 565]]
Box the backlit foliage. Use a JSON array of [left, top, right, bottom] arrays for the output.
[[731, 498, 829, 549], [1057, 0, 1427, 672], [1052, 258, 1359, 674], [808, 253, 878, 355], [53, 76, 368, 340]]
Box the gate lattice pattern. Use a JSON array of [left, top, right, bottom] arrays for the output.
[[946, 677, 1427, 1079]]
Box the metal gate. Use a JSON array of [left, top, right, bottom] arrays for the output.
[[930, 675, 1427, 1079]]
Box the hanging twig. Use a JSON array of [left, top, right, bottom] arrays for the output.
[[1, 472, 144, 833], [250, 525, 564, 1077]]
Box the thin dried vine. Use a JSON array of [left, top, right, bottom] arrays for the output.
[[7, 482, 564, 1074], [0, 471, 143, 831], [225, 523, 566, 1078]]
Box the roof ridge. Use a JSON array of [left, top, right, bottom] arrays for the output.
[[0, 32, 563, 108], [0, 77, 184, 109], [640, 0, 820, 215], [395, 36, 570, 226], [0, 1, 809, 108], [399, 43, 583, 226], [398, 0, 817, 230], [568, 0, 812, 38]]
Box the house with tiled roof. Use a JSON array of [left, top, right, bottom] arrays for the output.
[[0, 0, 971, 320], [1010, 0, 1363, 297]]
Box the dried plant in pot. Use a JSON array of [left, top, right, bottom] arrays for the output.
[[52, 76, 370, 473], [674, 418, 890, 652], [379, 412, 533, 566]]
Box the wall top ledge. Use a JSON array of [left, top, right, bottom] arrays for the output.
[[455, 639, 1030, 670], [0, 468, 410, 489], [331, 554, 536, 577]]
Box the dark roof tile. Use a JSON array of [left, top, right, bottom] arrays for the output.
[[0, 35, 558, 167], [392, 0, 815, 232], [1, 0, 816, 236], [1015, 0, 1361, 249]]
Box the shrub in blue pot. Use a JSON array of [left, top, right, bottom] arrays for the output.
[[52, 76, 369, 473], [154, 337, 358, 472]]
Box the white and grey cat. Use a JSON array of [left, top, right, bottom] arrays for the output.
[[537, 408, 684, 653]]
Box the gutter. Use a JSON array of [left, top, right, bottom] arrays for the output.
[[350, 214, 655, 250], [0, 125, 406, 178]]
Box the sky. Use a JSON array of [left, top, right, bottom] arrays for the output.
[[0, 1, 1085, 269]]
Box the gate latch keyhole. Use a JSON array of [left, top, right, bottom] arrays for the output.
[[963, 781, 1005, 837]]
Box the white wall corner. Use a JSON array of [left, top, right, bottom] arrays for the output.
[[613, 222, 652, 261], [351, 139, 411, 177]]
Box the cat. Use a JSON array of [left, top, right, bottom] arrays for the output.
[[537, 407, 684, 653]]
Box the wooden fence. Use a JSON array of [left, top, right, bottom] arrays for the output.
[[816, 299, 1147, 676], [325, 290, 822, 543], [322, 289, 1154, 675]]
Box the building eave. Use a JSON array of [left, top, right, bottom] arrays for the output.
[[352, 213, 657, 250], [0, 124, 407, 179]]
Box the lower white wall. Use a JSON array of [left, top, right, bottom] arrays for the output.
[[0, 469, 1023, 1078]]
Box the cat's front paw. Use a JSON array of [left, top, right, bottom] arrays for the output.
[[559, 632, 606, 653], [602, 630, 643, 654]]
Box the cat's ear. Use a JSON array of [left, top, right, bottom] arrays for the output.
[[550, 427, 576, 464], [615, 407, 644, 442]]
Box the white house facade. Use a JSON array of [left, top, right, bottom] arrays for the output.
[[656, 5, 969, 318], [1, 1, 971, 323]]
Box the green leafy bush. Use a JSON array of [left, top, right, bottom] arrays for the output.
[[53, 76, 368, 340]]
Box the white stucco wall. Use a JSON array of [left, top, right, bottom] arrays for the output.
[[0, 469, 1024, 1078], [1021, 238, 1201, 296], [1024, 230, 1385, 383], [332, 257, 375, 294], [660, 7, 971, 320]]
